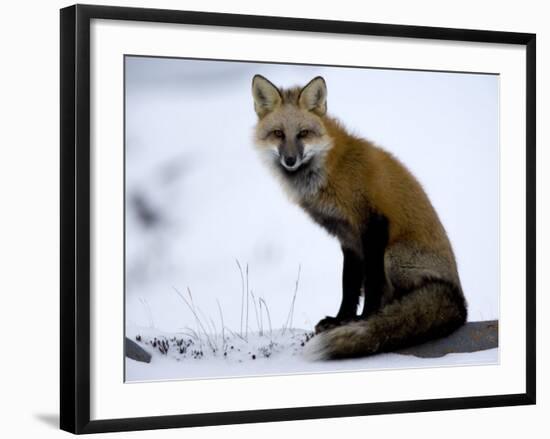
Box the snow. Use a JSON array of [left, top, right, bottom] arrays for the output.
[[125, 326, 498, 382], [124, 56, 499, 382]]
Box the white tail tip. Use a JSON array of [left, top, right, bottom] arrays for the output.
[[303, 333, 331, 361]]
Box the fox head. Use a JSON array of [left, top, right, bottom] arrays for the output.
[[251, 75, 333, 175]]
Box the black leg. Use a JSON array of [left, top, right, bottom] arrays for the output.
[[337, 248, 363, 319], [361, 212, 389, 318], [315, 248, 363, 333]]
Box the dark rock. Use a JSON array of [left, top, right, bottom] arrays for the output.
[[125, 337, 152, 363], [396, 320, 498, 358]]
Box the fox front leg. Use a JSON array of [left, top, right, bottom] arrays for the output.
[[359, 212, 389, 318], [315, 248, 363, 334]]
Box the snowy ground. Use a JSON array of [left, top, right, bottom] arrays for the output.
[[124, 56, 500, 382], [125, 325, 498, 382]]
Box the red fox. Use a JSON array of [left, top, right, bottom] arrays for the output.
[[251, 74, 467, 359]]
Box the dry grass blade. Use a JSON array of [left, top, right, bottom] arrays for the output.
[[235, 259, 245, 338], [259, 297, 273, 342], [138, 297, 155, 328], [245, 263, 250, 339], [216, 299, 226, 350], [172, 286, 216, 352], [250, 290, 262, 336], [283, 265, 301, 335]]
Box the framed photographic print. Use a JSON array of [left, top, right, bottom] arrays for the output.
[[60, 4, 536, 434]]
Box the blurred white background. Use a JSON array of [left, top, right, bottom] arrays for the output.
[[125, 56, 499, 334]]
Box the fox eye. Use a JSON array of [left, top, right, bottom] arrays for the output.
[[273, 129, 284, 138], [298, 129, 309, 138]]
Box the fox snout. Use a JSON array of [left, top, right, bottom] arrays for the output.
[[281, 154, 298, 169], [279, 142, 304, 171]]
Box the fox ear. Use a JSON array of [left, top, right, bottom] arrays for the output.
[[252, 75, 282, 117], [299, 76, 327, 116]]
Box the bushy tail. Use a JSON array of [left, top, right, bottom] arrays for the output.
[[305, 280, 467, 360]]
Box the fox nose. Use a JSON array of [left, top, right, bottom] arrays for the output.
[[284, 156, 297, 167]]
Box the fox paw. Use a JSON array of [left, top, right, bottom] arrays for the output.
[[315, 316, 341, 334]]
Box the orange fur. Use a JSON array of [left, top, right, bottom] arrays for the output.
[[319, 116, 454, 259]]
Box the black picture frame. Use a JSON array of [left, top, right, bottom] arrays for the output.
[[60, 4, 536, 434]]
